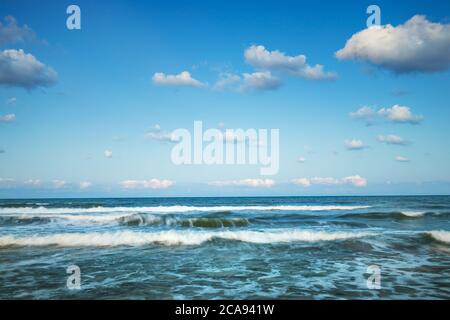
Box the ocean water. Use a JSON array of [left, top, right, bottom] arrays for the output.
[[0, 196, 449, 299]]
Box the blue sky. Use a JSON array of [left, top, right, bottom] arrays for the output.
[[1, 0, 450, 198]]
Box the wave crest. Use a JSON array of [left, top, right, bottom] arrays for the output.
[[0, 230, 372, 247]]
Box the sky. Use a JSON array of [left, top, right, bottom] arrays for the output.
[[0, 0, 450, 198]]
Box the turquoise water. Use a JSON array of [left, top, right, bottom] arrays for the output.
[[0, 196, 449, 299]]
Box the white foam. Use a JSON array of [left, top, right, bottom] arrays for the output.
[[401, 211, 425, 217], [0, 205, 370, 215], [427, 230, 450, 244], [0, 229, 372, 247]]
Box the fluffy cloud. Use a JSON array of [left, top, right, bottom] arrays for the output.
[[213, 71, 281, 92], [377, 134, 408, 145], [104, 150, 113, 158], [292, 175, 367, 187], [52, 180, 66, 189], [152, 71, 205, 88], [297, 157, 306, 163], [241, 71, 281, 92], [0, 49, 57, 89], [342, 175, 368, 187], [344, 139, 367, 150], [209, 179, 275, 188], [245, 45, 336, 80], [350, 105, 423, 124], [120, 179, 174, 189], [0, 16, 35, 45], [214, 73, 241, 91], [350, 106, 375, 119], [378, 105, 423, 124], [0, 113, 15, 122], [336, 15, 450, 73], [395, 156, 410, 162], [291, 178, 311, 187], [79, 181, 92, 189]]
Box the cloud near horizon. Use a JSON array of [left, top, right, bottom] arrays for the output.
[[120, 179, 175, 189], [209, 179, 275, 188], [336, 15, 450, 74], [292, 175, 367, 187]]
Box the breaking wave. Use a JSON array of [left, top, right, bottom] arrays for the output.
[[424, 230, 450, 244], [118, 214, 250, 228], [0, 230, 373, 247], [340, 211, 444, 220], [0, 205, 370, 215]]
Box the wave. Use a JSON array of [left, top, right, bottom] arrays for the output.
[[118, 214, 250, 228], [425, 230, 450, 244], [0, 216, 52, 226], [0, 205, 370, 215], [0, 229, 373, 247], [340, 211, 444, 220]]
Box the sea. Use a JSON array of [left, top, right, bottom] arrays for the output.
[[0, 196, 449, 299]]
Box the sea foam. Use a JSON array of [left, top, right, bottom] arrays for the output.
[[0, 229, 372, 247], [427, 230, 450, 244], [0, 205, 370, 215]]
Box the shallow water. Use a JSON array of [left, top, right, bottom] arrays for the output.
[[0, 196, 449, 299]]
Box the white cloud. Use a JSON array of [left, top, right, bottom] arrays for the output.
[[292, 178, 311, 187], [293, 175, 367, 187], [0, 49, 57, 89], [241, 71, 281, 92], [0, 178, 15, 187], [120, 179, 174, 189], [297, 157, 306, 163], [144, 124, 178, 142], [6, 97, 16, 105], [245, 45, 336, 80], [152, 71, 205, 88], [0, 113, 15, 122], [214, 73, 241, 91], [378, 105, 423, 124], [79, 181, 92, 189], [0, 16, 36, 45], [336, 15, 450, 73], [209, 179, 275, 188], [342, 175, 368, 187], [350, 106, 376, 119], [52, 180, 66, 189], [104, 150, 113, 158], [377, 134, 408, 145], [24, 179, 41, 186], [310, 177, 341, 185], [350, 105, 423, 124], [344, 139, 367, 150], [395, 156, 410, 162]]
